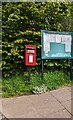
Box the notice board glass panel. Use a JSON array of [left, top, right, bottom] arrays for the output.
[[41, 30, 73, 59]]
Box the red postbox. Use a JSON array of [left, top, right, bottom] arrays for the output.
[[25, 45, 36, 66]]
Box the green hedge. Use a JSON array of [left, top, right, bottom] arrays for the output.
[[2, 2, 72, 77]]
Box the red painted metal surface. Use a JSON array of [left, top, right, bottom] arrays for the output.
[[25, 45, 36, 66]]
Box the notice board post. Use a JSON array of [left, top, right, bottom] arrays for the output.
[[70, 59, 73, 80], [41, 59, 44, 81], [41, 30, 73, 80]]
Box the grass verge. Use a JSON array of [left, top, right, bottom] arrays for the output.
[[2, 70, 72, 98]]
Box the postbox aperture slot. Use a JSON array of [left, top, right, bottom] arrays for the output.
[[27, 48, 35, 50]]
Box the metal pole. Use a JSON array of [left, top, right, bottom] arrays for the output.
[[41, 59, 44, 80], [70, 59, 73, 80], [27, 66, 30, 83]]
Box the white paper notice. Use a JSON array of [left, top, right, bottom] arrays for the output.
[[61, 35, 66, 44], [44, 43, 50, 52], [48, 34, 55, 42], [44, 33, 50, 53], [65, 35, 71, 44], [45, 52, 48, 56], [65, 35, 71, 52], [65, 44, 71, 52], [47, 34, 51, 42], [56, 35, 61, 43], [44, 33, 56, 43], [44, 33, 49, 44], [51, 34, 56, 42]]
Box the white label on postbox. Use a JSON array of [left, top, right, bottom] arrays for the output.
[[29, 54, 33, 63], [28, 50, 34, 53]]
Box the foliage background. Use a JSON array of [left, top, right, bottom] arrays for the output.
[[2, 2, 73, 78]]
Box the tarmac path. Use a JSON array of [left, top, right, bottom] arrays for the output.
[[0, 86, 73, 119]]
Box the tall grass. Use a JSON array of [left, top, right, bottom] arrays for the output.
[[2, 70, 72, 97]]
